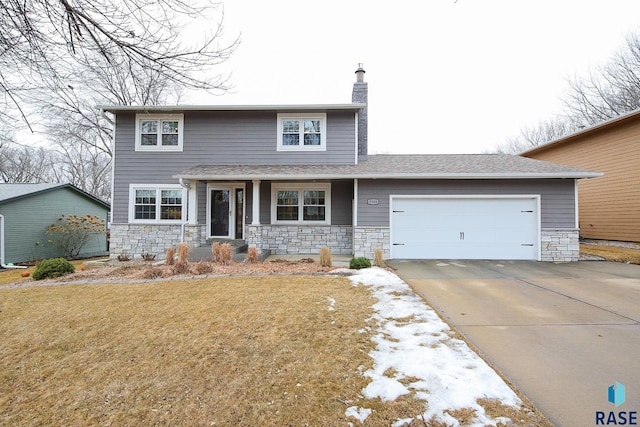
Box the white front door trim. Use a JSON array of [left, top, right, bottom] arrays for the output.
[[207, 183, 246, 239]]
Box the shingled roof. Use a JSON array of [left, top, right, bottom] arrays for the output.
[[175, 154, 601, 180], [0, 183, 109, 207]]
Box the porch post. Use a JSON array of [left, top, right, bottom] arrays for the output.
[[353, 178, 358, 227], [188, 182, 198, 225], [252, 180, 261, 225]]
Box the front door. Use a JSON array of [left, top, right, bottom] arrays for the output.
[[209, 186, 245, 239]]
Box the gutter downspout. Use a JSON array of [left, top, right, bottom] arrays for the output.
[[179, 178, 191, 243], [0, 214, 27, 269]]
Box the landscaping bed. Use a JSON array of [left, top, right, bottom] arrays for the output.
[[580, 242, 640, 264]]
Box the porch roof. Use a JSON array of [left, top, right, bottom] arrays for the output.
[[174, 154, 601, 180]]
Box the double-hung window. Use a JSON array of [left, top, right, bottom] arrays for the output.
[[272, 184, 330, 224], [277, 113, 326, 151], [129, 185, 184, 223], [135, 114, 184, 151]]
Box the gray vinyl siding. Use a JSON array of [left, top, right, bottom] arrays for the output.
[[112, 111, 356, 222], [356, 179, 576, 228], [0, 188, 109, 264], [330, 180, 353, 225]]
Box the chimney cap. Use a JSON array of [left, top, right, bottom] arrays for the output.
[[355, 63, 366, 82]]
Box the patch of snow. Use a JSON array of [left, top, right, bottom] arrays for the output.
[[393, 418, 414, 427], [345, 406, 372, 423], [349, 267, 521, 426], [363, 376, 409, 402], [326, 296, 336, 311]]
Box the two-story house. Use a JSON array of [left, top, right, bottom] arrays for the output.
[[101, 66, 600, 262]]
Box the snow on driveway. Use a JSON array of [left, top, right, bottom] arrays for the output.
[[346, 267, 521, 426]]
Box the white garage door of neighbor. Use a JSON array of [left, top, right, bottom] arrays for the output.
[[390, 197, 539, 260]]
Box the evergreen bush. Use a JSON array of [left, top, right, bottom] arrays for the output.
[[349, 256, 371, 270], [32, 258, 75, 280]]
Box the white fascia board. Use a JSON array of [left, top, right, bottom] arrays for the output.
[[173, 172, 604, 181], [98, 103, 366, 113]]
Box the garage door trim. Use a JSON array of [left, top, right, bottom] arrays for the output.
[[389, 194, 541, 260]]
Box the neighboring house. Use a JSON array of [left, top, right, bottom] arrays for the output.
[[521, 109, 640, 243], [101, 66, 600, 262], [0, 183, 110, 265]]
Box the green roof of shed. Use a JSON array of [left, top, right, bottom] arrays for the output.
[[0, 183, 109, 208]]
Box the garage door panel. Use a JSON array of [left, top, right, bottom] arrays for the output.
[[391, 197, 538, 260]]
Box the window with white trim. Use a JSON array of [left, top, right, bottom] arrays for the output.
[[272, 184, 330, 224], [135, 114, 184, 151], [129, 185, 184, 223], [277, 113, 326, 151]]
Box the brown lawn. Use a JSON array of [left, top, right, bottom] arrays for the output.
[[0, 275, 433, 426], [580, 243, 640, 264]]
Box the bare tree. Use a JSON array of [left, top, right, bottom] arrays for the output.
[[29, 56, 185, 201], [50, 141, 112, 202], [494, 118, 575, 154], [0, 140, 57, 183], [0, 0, 238, 123], [564, 32, 640, 127], [494, 31, 640, 153], [1, 0, 237, 201]]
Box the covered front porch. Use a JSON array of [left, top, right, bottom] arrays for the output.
[[181, 177, 356, 256]]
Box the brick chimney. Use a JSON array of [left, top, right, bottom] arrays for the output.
[[352, 63, 368, 158]]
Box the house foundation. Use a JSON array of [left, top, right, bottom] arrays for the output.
[[541, 228, 580, 262], [353, 226, 390, 259], [246, 225, 353, 255], [109, 223, 205, 260]]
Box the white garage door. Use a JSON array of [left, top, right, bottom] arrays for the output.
[[390, 196, 539, 260]]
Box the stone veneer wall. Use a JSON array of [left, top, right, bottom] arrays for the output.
[[541, 228, 580, 262], [109, 224, 206, 260], [351, 226, 578, 262], [353, 226, 390, 259], [246, 225, 353, 255], [109, 224, 578, 262]]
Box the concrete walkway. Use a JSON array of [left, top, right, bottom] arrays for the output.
[[388, 259, 640, 427]]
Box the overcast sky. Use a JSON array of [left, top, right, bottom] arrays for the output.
[[188, 0, 640, 154]]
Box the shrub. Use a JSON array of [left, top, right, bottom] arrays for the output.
[[212, 242, 232, 265], [141, 267, 164, 279], [319, 246, 332, 267], [194, 260, 213, 275], [349, 256, 371, 270], [45, 213, 105, 258], [245, 247, 259, 264], [165, 247, 175, 265], [211, 242, 220, 262], [171, 261, 191, 275], [171, 243, 190, 275], [373, 249, 385, 267], [177, 243, 189, 263], [32, 258, 75, 280], [117, 252, 131, 262]]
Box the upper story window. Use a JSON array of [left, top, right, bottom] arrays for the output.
[[135, 114, 184, 151], [129, 185, 184, 223], [277, 113, 326, 151]]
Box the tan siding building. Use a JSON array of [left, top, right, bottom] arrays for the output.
[[522, 111, 640, 242]]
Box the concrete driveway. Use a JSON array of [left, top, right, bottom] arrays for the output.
[[387, 260, 640, 427]]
